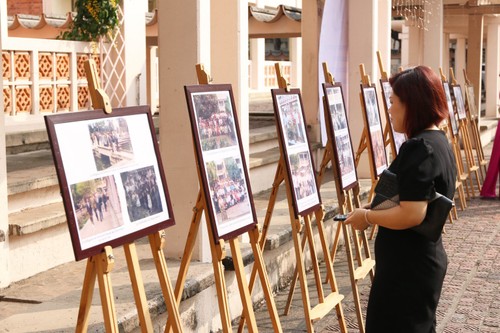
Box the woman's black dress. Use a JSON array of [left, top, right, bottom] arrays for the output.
[[365, 130, 457, 333]]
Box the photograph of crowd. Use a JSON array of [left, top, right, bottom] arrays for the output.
[[88, 117, 134, 171], [71, 175, 123, 240], [192, 91, 238, 152], [121, 166, 164, 223], [325, 86, 348, 132], [363, 87, 381, 128], [370, 129, 388, 174], [453, 86, 467, 120], [443, 83, 459, 136], [335, 133, 356, 186], [206, 156, 252, 227], [276, 94, 307, 147], [289, 151, 318, 201]]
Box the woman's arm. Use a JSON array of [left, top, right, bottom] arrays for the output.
[[344, 200, 428, 231]]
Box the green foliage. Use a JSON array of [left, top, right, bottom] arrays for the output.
[[59, 0, 119, 42]]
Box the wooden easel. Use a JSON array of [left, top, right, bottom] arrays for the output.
[[166, 64, 282, 333], [316, 62, 375, 333], [463, 69, 488, 181], [449, 68, 482, 195], [76, 59, 183, 333], [439, 68, 468, 212], [376, 51, 398, 160], [238, 63, 347, 333], [355, 64, 383, 202]]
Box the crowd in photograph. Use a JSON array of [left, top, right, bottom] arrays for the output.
[[90, 127, 121, 153], [291, 167, 316, 200], [211, 179, 247, 221], [122, 167, 162, 222], [81, 188, 109, 225], [197, 111, 236, 150]]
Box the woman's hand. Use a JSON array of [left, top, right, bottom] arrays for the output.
[[344, 208, 372, 231]]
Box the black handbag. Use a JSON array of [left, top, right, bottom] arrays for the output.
[[371, 169, 454, 242]]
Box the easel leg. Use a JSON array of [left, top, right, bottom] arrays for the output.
[[237, 164, 284, 333], [165, 193, 204, 333], [248, 228, 283, 333], [291, 218, 314, 333], [124, 243, 154, 333], [303, 215, 325, 302], [315, 210, 347, 333], [230, 238, 258, 333], [283, 228, 308, 315], [95, 246, 119, 333], [342, 224, 365, 333], [149, 232, 183, 333], [76, 257, 97, 332]]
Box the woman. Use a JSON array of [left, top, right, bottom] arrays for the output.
[[345, 66, 457, 332]]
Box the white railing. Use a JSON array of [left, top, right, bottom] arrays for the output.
[[2, 36, 96, 127]]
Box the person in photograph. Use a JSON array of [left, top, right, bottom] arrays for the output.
[[345, 66, 457, 332]]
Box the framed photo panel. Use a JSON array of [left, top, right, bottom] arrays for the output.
[[360, 85, 388, 176], [321, 82, 357, 190], [271, 88, 321, 217], [464, 84, 478, 119], [45, 106, 175, 261], [443, 82, 459, 137], [451, 85, 467, 120], [380, 79, 407, 153], [184, 84, 257, 242]]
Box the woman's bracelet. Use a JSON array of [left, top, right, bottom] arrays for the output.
[[364, 209, 373, 226]]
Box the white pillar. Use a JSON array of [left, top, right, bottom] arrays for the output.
[[400, 24, 422, 69], [122, 0, 147, 106], [378, 0, 391, 76], [211, 0, 249, 158], [348, 0, 379, 178], [467, 14, 484, 118], [290, 37, 302, 88], [455, 37, 467, 86], [0, 0, 10, 288], [158, 0, 211, 261], [423, 0, 443, 72], [250, 39, 265, 91], [485, 22, 500, 118], [443, 33, 450, 77]]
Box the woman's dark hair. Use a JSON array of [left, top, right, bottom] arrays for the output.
[[389, 66, 449, 138]]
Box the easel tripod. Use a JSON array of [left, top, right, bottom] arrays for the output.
[[76, 59, 183, 333]]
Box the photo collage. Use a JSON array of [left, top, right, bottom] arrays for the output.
[[443, 83, 459, 136], [362, 87, 388, 176], [191, 90, 254, 239], [452, 85, 467, 120], [51, 110, 171, 258], [275, 92, 320, 214], [325, 85, 357, 189]]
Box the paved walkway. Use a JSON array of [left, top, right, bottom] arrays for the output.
[[251, 196, 500, 333]]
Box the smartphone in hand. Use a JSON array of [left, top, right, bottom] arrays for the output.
[[333, 214, 348, 221]]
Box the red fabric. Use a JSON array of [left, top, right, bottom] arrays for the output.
[[480, 121, 500, 198]]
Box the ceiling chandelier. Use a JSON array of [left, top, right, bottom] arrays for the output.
[[392, 0, 433, 30]]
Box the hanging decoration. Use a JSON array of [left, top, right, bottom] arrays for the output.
[[392, 0, 432, 30]]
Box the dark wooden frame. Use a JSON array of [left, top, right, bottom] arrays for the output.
[[271, 88, 322, 217], [45, 106, 175, 261], [360, 84, 388, 176], [464, 84, 478, 119], [379, 78, 407, 153], [184, 84, 257, 242], [321, 82, 358, 190], [443, 82, 459, 137], [451, 84, 467, 120]]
